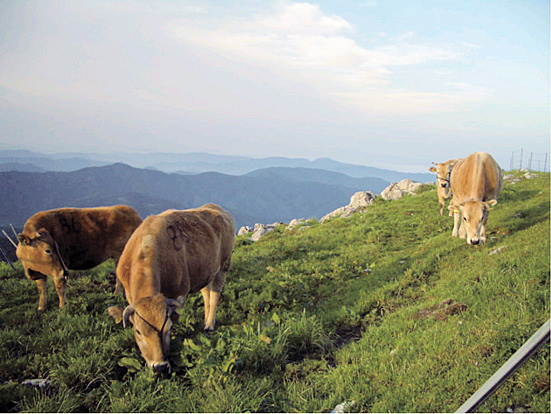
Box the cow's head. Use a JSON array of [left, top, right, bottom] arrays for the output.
[[449, 199, 497, 245], [16, 229, 68, 280], [120, 294, 185, 374], [429, 162, 453, 192]]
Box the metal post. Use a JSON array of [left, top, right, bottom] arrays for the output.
[[0, 244, 15, 270], [519, 149, 523, 170], [456, 319, 551, 413], [528, 153, 533, 171]]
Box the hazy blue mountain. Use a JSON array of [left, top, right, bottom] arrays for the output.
[[0, 150, 434, 182], [0, 151, 110, 172], [0, 162, 45, 172], [0, 163, 380, 229], [245, 167, 390, 193]]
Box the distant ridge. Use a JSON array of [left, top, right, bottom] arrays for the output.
[[0, 163, 390, 229], [0, 150, 434, 182], [245, 167, 389, 193]]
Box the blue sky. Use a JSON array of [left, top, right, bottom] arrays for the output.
[[0, 0, 549, 172]]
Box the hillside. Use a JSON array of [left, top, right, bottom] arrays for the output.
[[0, 163, 387, 230], [0, 171, 548, 412]]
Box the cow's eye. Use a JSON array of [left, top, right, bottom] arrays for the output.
[[463, 217, 467, 221], [136, 329, 141, 336], [45, 249, 52, 255]]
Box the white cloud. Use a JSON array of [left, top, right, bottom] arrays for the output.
[[170, 2, 484, 115]]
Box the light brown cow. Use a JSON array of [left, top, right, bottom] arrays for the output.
[[447, 152, 503, 245], [429, 158, 462, 215], [108, 204, 235, 374], [16, 205, 142, 311]]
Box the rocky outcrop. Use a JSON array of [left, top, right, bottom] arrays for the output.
[[238, 222, 283, 241], [504, 170, 538, 184], [320, 191, 377, 223], [380, 179, 423, 200], [239, 179, 424, 240]]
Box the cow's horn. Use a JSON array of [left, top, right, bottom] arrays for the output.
[[166, 296, 185, 314], [122, 305, 135, 328]]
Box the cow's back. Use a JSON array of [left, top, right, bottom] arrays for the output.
[[450, 152, 502, 203], [119, 204, 235, 303], [23, 205, 142, 269]]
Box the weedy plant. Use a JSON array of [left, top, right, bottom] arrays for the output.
[[0, 171, 548, 412]]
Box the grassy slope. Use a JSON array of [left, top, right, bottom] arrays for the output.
[[0, 171, 548, 413]]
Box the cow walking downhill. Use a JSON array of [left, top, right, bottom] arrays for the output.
[[108, 204, 235, 374], [16, 205, 142, 311], [429, 158, 462, 215], [448, 152, 503, 245]]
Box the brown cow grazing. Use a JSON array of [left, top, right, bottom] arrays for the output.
[[447, 152, 503, 245], [108, 204, 235, 374], [429, 158, 462, 215], [16, 205, 142, 311]]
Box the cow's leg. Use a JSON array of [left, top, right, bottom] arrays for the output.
[[458, 218, 466, 239], [114, 278, 124, 295], [480, 224, 487, 244], [112, 257, 124, 295], [201, 285, 217, 331], [202, 262, 229, 331], [451, 210, 460, 238], [35, 277, 48, 312], [53, 275, 67, 308]]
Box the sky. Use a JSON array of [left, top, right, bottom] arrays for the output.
[[0, 0, 549, 172]]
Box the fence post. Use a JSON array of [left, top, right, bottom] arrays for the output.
[[519, 149, 523, 170], [456, 319, 551, 413]]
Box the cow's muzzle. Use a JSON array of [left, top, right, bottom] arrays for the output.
[[152, 361, 171, 374]]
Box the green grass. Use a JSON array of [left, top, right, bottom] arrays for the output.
[[0, 171, 548, 412]]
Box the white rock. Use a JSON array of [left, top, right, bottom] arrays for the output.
[[380, 179, 422, 201], [238, 226, 252, 236], [331, 401, 356, 413], [321, 191, 377, 222]]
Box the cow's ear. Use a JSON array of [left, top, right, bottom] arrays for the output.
[[17, 234, 30, 246], [176, 295, 186, 307], [35, 228, 50, 240], [122, 305, 135, 328], [167, 296, 186, 322], [448, 204, 460, 213], [488, 199, 498, 207], [429, 166, 437, 173], [107, 306, 124, 324]]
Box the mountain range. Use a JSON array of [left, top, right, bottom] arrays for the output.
[[0, 163, 395, 230], [0, 150, 434, 182]]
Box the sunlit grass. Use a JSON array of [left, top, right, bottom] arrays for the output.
[[0, 171, 548, 412]]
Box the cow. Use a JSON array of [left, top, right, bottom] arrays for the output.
[[447, 152, 503, 245], [16, 205, 142, 311], [429, 158, 462, 215], [108, 204, 235, 374]]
